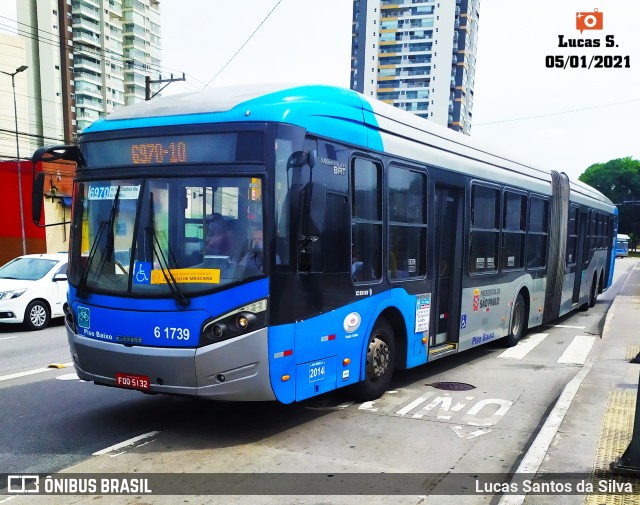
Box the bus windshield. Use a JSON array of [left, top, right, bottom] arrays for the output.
[[68, 175, 264, 297]]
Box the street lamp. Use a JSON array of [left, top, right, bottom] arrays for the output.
[[1, 65, 28, 255]]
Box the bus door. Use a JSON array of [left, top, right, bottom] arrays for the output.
[[572, 209, 589, 305], [433, 185, 464, 348]]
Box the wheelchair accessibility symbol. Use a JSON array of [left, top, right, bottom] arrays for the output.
[[133, 262, 151, 284]]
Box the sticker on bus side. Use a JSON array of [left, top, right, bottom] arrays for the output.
[[415, 293, 431, 333], [87, 185, 140, 200], [308, 360, 326, 382], [150, 268, 220, 284]]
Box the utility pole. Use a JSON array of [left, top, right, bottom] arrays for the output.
[[145, 73, 186, 101]]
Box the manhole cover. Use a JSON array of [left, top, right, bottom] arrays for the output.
[[427, 382, 476, 391]]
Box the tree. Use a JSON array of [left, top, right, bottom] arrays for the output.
[[578, 157, 640, 204], [579, 157, 640, 237]]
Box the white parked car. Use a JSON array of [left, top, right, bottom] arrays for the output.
[[0, 253, 68, 330]]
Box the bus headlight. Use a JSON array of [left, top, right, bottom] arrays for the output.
[[201, 299, 267, 346], [236, 312, 256, 330]]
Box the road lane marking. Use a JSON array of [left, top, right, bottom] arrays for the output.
[[542, 324, 586, 329], [55, 372, 83, 381], [395, 393, 434, 416], [0, 362, 73, 382], [497, 363, 593, 505], [92, 431, 161, 456], [497, 333, 549, 360], [557, 335, 596, 364], [0, 336, 17, 341]]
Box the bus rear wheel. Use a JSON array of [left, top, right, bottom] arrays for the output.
[[503, 293, 526, 347], [353, 319, 395, 401], [589, 275, 598, 307]]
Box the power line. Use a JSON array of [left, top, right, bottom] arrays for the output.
[[204, 0, 283, 88], [0, 15, 206, 89], [474, 98, 640, 126], [0, 128, 64, 143]]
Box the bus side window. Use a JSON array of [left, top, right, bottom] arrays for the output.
[[351, 158, 382, 283], [526, 196, 549, 269], [469, 184, 500, 274]]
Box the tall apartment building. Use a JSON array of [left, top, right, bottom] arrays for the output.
[[350, 0, 479, 134], [16, 0, 161, 137]]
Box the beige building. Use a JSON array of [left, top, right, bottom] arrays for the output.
[[0, 32, 32, 161]]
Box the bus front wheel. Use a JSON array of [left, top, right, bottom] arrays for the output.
[[353, 319, 395, 401], [503, 293, 526, 347]]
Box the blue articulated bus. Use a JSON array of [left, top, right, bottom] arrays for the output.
[[32, 84, 617, 403], [616, 234, 630, 258]]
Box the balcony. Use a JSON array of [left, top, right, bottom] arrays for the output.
[[75, 71, 103, 88], [109, 0, 123, 18], [400, 69, 430, 77], [73, 0, 100, 9], [73, 30, 101, 48], [74, 58, 101, 71], [72, 17, 101, 34], [76, 97, 103, 111], [71, 2, 100, 22]]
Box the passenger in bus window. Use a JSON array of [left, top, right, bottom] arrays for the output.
[[205, 213, 231, 255], [243, 226, 264, 269], [352, 244, 372, 282]]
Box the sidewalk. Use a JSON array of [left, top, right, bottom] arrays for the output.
[[527, 259, 640, 504]]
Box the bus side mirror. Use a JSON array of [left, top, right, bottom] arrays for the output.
[[32, 171, 45, 226], [301, 182, 327, 239], [287, 149, 317, 170]]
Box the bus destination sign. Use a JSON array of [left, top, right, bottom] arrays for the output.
[[131, 142, 186, 165], [80, 132, 262, 169]]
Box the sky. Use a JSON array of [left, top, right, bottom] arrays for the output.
[[157, 0, 640, 181], [3, 0, 640, 180]]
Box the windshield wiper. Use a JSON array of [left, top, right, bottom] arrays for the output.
[[146, 193, 190, 307], [77, 186, 121, 299]]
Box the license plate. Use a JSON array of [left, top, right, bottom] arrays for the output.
[[308, 360, 325, 383], [116, 372, 150, 390]]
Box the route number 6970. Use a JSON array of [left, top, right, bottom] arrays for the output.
[[154, 326, 190, 340]]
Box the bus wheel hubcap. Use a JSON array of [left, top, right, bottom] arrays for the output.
[[369, 337, 390, 377]]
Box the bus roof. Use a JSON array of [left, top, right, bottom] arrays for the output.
[[82, 83, 614, 210]]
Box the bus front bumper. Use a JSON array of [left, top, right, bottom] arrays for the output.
[[66, 322, 276, 401]]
